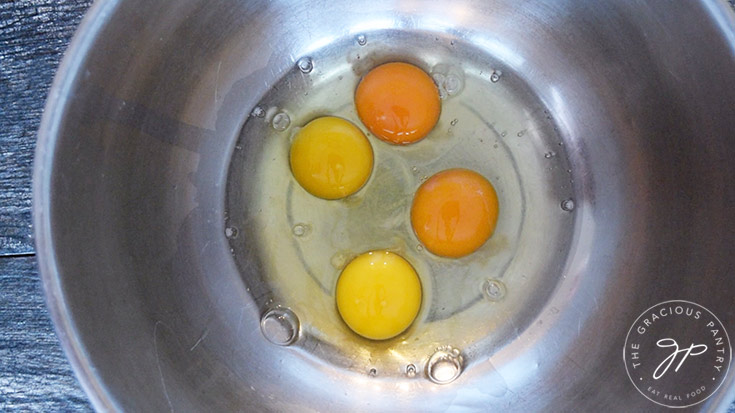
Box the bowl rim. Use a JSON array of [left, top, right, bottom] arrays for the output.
[[33, 0, 121, 410], [31, 1, 735, 411]]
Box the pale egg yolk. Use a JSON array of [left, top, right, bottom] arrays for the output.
[[411, 169, 499, 258], [336, 250, 422, 340], [355, 62, 440, 145], [289, 116, 373, 200]]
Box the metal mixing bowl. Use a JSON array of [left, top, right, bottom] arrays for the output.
[[34, 0, 735, 411]]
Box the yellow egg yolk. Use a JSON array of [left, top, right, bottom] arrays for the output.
[[411, 168, 499, 258], [289, 116, 373, 199], [336, 251, 422, 340], [355, 62, 441, 145]]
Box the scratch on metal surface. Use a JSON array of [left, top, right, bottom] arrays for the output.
[[200, 240, 211, 256], [235, 306, 246, 337], [153, 321, 174, 413], [214, 61, 222, 106], [666, 67, 683, 85], [565, 355, 585, 373], [189, 328, 209, 352]]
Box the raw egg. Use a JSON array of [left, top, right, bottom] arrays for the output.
[[355, 62, 440, 145], [289, 116, 373, 199], [411, 168, 499, 258], [336, 250, 422, 340]]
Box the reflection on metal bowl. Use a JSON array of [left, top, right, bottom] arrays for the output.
[[34, 1, 735, 411]]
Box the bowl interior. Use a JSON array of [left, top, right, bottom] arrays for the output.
[[36, 0, 735, 411]]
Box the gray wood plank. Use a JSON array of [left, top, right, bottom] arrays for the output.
[[0, 0, 93, 256], [0, 255, 92, 411]]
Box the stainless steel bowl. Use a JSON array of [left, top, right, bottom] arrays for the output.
[[34, 0, 735, 411]]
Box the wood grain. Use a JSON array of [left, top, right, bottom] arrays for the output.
[[0, 256, 91, 411]]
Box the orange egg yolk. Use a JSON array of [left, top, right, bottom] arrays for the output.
[[355, 62, 440, 145], [411, 168, 499, 258]]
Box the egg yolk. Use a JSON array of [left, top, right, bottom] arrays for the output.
[[289, 116, 373, 199], [411, 169, 499, 258], [336, 250, 422, 340], [355, 62, 441, 145]]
